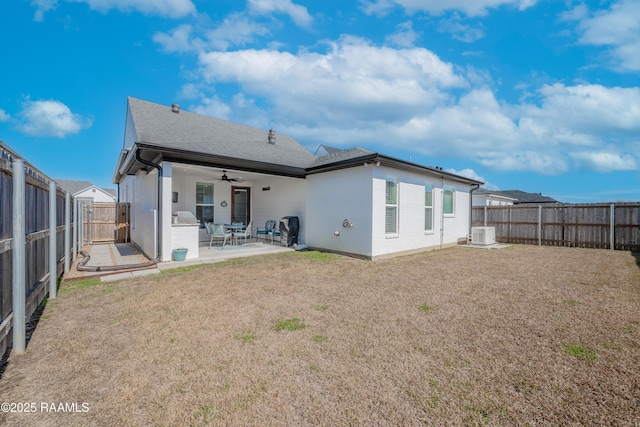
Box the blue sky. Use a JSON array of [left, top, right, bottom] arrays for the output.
[[1, 0, 639, 202]]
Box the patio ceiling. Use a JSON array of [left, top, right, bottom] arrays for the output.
[[171, 163, 268, 183]]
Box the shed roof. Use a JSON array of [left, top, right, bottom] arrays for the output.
[[56, 179, 116, 198]]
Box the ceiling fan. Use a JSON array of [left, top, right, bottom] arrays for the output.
[[218, 170, 244, 183]]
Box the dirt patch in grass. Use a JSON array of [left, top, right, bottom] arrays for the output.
[[1, 245, 639, 426]]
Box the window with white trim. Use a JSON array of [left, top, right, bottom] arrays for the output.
[[385, 179, 398, 235], [425, 184, 433, 232], [196, 182, 214, 227], [443, 186, 455, 215]]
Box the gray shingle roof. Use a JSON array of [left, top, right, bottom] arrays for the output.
[[310, 147, 376, 168], [121, 97, 482, 186], [56, 179, 117, 197], [128, 97, 316, 169], [476, 188, 557, 204], [56, 179, 95, 194]]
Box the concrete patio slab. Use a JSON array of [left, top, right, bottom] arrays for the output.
[[65, 240, 294, 282]]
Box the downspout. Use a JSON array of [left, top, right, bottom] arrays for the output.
[[469, 184, 480, 243], [135, 149, 162, 261]]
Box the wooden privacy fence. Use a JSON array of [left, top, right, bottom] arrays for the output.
[[0, 142, 80, 357], [472, 203, 640, 251]]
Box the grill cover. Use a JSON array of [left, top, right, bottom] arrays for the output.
[[279, 216, 299, 246]]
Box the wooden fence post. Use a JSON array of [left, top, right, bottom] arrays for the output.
[[64, 191, 71, 272], [12, 158, 26, 354], [49, 181, 57, 299], [73, 197, 79, 258], [610, 203, 615, 250], [538, 205, 542, 246]]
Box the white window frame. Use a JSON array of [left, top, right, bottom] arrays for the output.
[[385, 178, 398, 236], [196, 182, 215, 227], [443, 186, 455, 216], [425, 184, 434, 233]]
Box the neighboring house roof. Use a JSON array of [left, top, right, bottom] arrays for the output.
[[114, 97, 483, 186], [103, 188, 117, 197], [475, 188, 557, 204], [57, 179, 117, 199], [57, 179, 95, 194], [314, 145, 344, 156], [310, 147, 376, 168]]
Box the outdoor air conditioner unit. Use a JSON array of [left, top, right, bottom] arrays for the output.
[[471, 227, 496, 246]]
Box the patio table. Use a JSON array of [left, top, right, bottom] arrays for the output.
[[224, 224, 246, 244]]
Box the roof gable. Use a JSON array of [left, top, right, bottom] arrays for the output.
[[128, 97, 316, 169]]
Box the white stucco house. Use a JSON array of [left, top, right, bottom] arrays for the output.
[[112, 97, 483, 261]]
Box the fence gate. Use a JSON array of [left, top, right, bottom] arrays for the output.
[[83, 202, 130, 244]]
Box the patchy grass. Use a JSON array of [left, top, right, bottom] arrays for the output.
[[1, 245, 639, 426], [563, 343, 599, 360], [275, 318, 306, 332], [294, 251, 339, 261], [161, 263, 211, 274], [312, 335, 328, 343], [236, 333, 257, 344], [60, 277, 102, 293], [418, 304, 434, 312]]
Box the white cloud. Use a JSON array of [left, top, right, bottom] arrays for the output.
[[360, 0, 537, 17], [446, 168, 484, 182], [154, 14, 271, 53], [437, 15, 485, 42], [527, 83, 640, 134], [0, 109, 10, 122], [153, 24, 202, 53], [191, 96, 233, 121], [570, 151, 637, 172], [67, 0, 196, 18], [31, 0, 58, 22], [205, 14, 270, 51], [18, 99, 92, 137], [184, 35, 639, 175], [570, 0, 640, 72], [247, 0, 313, 28], [196, 36, 467, 126], [386, 21, 420, 47]]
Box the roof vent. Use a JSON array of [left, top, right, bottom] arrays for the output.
[[268, 129, 276, 144], [171, 103, 180, 113]]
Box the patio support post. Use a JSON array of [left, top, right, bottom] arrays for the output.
[[64, 191, 71, 272], [49, 181, 57, 299], [12, 158, 26, 354]]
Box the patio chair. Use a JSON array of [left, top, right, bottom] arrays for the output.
[[206, 222, 232, 248], [256, 220, 277, 241], [234, 221, 253, 245], [268, 223, 281, 244]]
